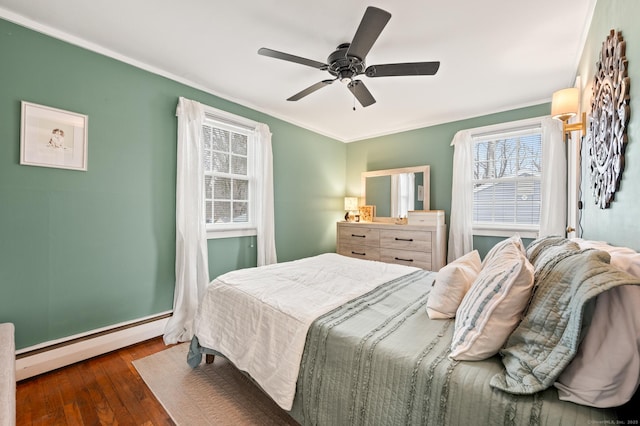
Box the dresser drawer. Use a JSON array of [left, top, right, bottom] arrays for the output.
[[380, 248, 431, 270], [379, 229, 431, 251], [338, 243, 381, 261], [338, 225, 380, 246], [337, 221, 445, 271]]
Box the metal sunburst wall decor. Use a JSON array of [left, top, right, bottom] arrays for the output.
[[587, 29, 630, 209]]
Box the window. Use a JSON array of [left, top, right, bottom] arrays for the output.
[[202, 109, 257, 239], [391, 173, 415, 217], [448, 116, 564, 261], [471, 126, 543, 237]]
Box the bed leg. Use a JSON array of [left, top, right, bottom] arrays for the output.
[[205, 354, 215, 364]]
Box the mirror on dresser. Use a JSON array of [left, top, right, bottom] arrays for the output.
[[361, 165, 430, 219]]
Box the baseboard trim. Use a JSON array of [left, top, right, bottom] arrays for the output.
[[16, 312, 172, 381]]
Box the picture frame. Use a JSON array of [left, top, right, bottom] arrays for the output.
[[358, 205, 375, 222], [20, 101, 88, 171]]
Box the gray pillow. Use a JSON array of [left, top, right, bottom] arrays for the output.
[[490, 249, 640, 394], [525, 235, 580, 268]]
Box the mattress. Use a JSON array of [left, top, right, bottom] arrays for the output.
[[191, 253, 420, 410]]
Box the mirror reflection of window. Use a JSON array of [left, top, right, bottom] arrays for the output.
[[391, 173, 415, 218], [362, 165, 429, 219]]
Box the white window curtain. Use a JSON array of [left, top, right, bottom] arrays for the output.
[[391, 173, 415, 217], [164, 97, 210, 344], [164, 100, 278, 344], [448, 129, 474, 262], [254, 123, 278, 266], [539, 117, 566, 237], [447, 118, 565, 263]]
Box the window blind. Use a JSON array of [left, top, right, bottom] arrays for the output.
[[472, 130, 542, 227], [203, 120, 252, 226]]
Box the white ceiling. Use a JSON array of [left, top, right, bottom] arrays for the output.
[[0, 0, 596, 142]]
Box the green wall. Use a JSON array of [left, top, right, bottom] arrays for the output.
[[4, 0, 637, 351], [577, 0, 640, 251], [346, 104, 551, 258], [0, 18, 345, 349]]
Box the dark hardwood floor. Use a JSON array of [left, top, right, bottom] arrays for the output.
[[16, 337, 174, 425], [16, 336, 639, 425]]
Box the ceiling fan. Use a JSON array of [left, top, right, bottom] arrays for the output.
[[258, 6, 440, 108]]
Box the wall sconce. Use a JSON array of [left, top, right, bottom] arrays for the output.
[[344, 197, 359, 221], [551, 87, 586, 139]]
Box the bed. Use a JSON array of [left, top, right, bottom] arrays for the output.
[[188, 237, 640, 425]]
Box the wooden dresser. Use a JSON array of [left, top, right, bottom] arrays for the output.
[[336, 221, 446, 271]]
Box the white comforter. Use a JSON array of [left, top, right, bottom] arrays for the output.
[[193, 253, 419, 410]]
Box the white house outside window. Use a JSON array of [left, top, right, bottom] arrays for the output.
[[472, 128, 542, 236]]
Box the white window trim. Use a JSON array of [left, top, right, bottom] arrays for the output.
[[472, 224, 539, 239], [469, 117, 545, 239], [202, 105, 259, 240], [206, 227, 257, 239]]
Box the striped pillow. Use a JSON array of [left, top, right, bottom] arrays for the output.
[[482, 233, 525, 268], [450, 236, 534, 361]]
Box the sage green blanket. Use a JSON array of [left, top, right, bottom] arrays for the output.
[[289, 270, 618, 426], [492, 247, 640, 395]]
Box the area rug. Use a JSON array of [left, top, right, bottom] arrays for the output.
[[133, 343, 298, 425]]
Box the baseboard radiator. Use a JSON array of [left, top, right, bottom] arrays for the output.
[[15, 311, 172, 381]]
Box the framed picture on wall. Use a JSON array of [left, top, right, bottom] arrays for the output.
[[20, 101, 88, 171]]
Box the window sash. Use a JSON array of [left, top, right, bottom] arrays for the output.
[[202, 117, 256, 235], [471, 129, 543, 234]]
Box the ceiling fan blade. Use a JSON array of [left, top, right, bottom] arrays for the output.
[[347, 80, 376, 107], [258, 48, 328, 70], [365, 62, 441, 77], [346, 7, 391, 61], [287, 80, 334, 101]]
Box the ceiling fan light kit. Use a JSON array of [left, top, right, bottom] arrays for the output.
[[258, 6, 440, 108]]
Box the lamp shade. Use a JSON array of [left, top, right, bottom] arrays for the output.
[[551, 88, 579, 121], [344, 197, 358, 211]]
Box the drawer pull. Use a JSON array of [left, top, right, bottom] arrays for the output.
[[395, 237, 413, 242], [394, 257, 414, 262], [351, 234, 366, 238], [352, 251, 367, 256]]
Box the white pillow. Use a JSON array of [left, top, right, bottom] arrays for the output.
[[555, 285, 640, 407], [555, 238, 640, 408], [450, 236, 534, 361], [481, 234, 525, 268], [572, 238, 640, 277], [426, 250, 481, 319]]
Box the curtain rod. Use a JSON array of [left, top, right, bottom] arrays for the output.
[[471, 123, 541, 139], [204, 112, 256, 132]]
